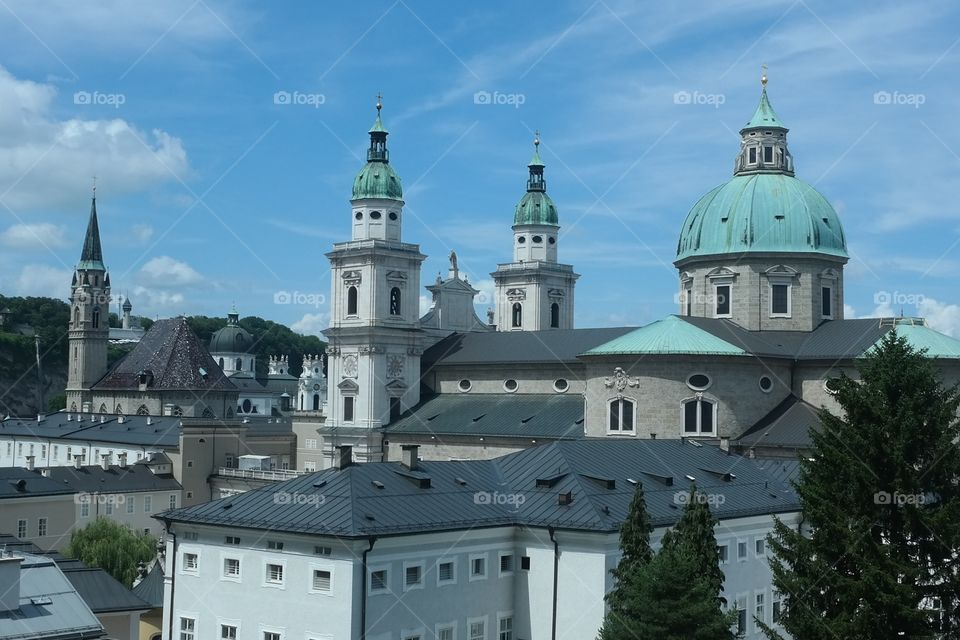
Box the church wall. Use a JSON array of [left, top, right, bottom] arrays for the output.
[[383, 434, 531, 462], [492, 265, 577, 331], [429, 364, 585, 396], [583, 356, 793, 439], [86, 391, 238, 419]]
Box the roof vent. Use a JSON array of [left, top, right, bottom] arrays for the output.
[[471, 414, 486, 422], [639, 470, 673, 486], [312, 480, 327, 489], [581, 474, 616, 490], [520, 416, 534, 424], [685, 474, 696, 482], [558, 491, 573, 506], [535, 473, 567, 489], [364, 513, 376, 521], [372, 480, 385, 489], [30, 596, 52, 606], [222, 502, 233, 510], [455, 477, 467, 486]]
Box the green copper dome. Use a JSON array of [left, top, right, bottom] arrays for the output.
[[352, 161, 403, 201], [676, 173, 847, 261], [514, 190, 558, 226]]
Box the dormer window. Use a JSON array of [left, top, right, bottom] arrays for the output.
[[763, 146, 773, 163], [748, 148, 757, 164]]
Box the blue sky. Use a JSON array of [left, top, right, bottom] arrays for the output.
[[1, 0, 959, 337]]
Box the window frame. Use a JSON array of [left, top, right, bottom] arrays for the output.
[[467, 616, 487, 640], [498, 552, 514, 577], [221, 555, 241, 582], [436, 558, 456, 587], [511, 302, 522, 328], [263, 559, 286, 589], [368, 566, 389, 594], [308, 565, 334, 595], [181, 549, 200, 575], [403, 561, 424, 592], [607, 397, 636, 434], [497, 612, 514, 640], [681, 396, 717, 436], [714, 283, 732, 318], [178, 616, 197, 640], [821, 284, 833, 319], [769, 281, 792, 318], [469, 553, 487, 582]]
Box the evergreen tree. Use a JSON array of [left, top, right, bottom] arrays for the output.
[[763, 331, 960, 639], [671, 484, 727, 606], [605, 482, 653, 617], [64, 517, 158, 586]]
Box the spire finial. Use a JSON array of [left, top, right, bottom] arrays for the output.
[[376, 92, 382, 114], [534, 129, 540, 150], [761, 64, 768, 88], [92, 175, 97, 198]]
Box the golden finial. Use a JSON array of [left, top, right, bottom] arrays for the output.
[[761, 64, 768, 88], [534, 129, 540, 149], [376, 92, 382, 114]]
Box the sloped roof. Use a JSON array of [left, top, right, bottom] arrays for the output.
[[44, 464, 181, 493], [585, 315, 747, 356], [94, 317, 236, 392], [0, 467, 75, 499], [868, 324, 960, 358], [385, 393, 584, 439], [0, 414, 181, 448], [131, 562, 164, 608], [425, 327, 634, 366], [734, 395, 822, 449], [158, 439, 799, 537], [60, 566, 150, 613]]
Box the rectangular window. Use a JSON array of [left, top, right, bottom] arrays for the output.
[[267, 540, 284, 551], [737, 595, 748, 635], [343, 396, 355, 422], [756, 538, 766, 557], [499, 616, 513, 640], [684, 286, 692, 315], [763, 146, 773, 163], [738, 540, 748, 559], [717, 544, 728, 563], [771, 283, 790, 316], [127, 496, 135, 514], [370, 569, 387, 593], [684, 401, 698, 433], [499, 554, 513, 575], [184, 553, 198, 571], [469, 620, 485, 640], [700, 400, 714, 434], [169, 494, 177, 509], [41, 444, 46, 458], [772, 591, 782, 623], [263, 633, 281, 640], [521, 556, 531, 571], [144, 495, 152, 513], [223, 558, 240, 577], [220, 625, 237, 640], [312, 569, 332, 592], [225, 536, 241, 545], [405, 564, 422, 589], [80, 501, 90, 518], [438, 560, 455, 584], [715, 284, 731, 317], [822, 286, 833, 318], [304, 461, 317, 472], [437, 627, 454, 640], [105, 500, 113, 516], [37, 518, 47, 537], [225, 453, 235, 468], [266, 563, 284, 584], [53, 445, 58, 459], [179, 617, 195, 640], [748, 147, 757, 164], [471, 555, 486, 579], [756, 592, 766, 623], [314, 545, 331, 556]]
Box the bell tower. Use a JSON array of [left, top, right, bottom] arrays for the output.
[[321, 96, 426, 465], [66, 186, 110, 412]]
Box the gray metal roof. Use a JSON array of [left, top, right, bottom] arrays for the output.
[[0, 467, 75, 499], [130, 562, 164, 609], [385, 393, 584, 439], [60, 566, 150, 613], [44, 464, 181, 494], [158, 439, 799, 537], [734, 395, 821, 449], [0, 413, 181, 448], [0, 553, 104, 640], [424, 327, 635, 366]]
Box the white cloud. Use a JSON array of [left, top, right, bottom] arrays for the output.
[[137, 256, 203, 287], [3, 264, 72, 297], [918, 297, 960, 338], [130, 285, 185, 313], [0, 223, 68, 248], [0, 66, 189, 210], [131, 224, 154, 244], [290, 312, 329, 337], [419, 295, 433, 317]]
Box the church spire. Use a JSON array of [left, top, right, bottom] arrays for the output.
[[78, 181, 105, 271], [367, 93, 389, 163], [734, 67, 794, 176]]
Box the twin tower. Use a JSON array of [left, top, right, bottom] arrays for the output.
[[321, 100, 578, 461]]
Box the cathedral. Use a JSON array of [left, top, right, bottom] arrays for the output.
[[62, 76, 960, 469]]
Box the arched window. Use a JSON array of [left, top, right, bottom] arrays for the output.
[[226, 408, 234, 418], [171, 406, 183, 417], [115, 404, 123, 415], [69, 402, 77, 412], [201, 407, 215, 418], [300, 395, 304, 410], [235, 358, 243, 371], [92, 307, 100, 328], [73, 307, 79, 326], [347, 286, 358, 316], [389, 287, 401, 316], [512, 303, 522, 328], [218, 358, 224, 369], [608, 398, 635, 433], [550, 303, 560, 328], [313, 394, 320, 411], [98, 403, 107, 414], [682, 397, 715, 435], [136, 405, 149, 416]]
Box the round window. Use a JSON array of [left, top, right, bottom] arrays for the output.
[[313, 383, 320, 391], [517, 236, 526, 244], [553, 378, 569, 393], [823, 378, 841, 395], [354, 212, 363, 220], [686, 373, 711, 391], [759, 376, 773, 392], [503, 379, 518, 392], [532, 235, 543, 243], [369, 211, 382, 220], [548, 237, 556, 244], [458, 379, 472, 392], [388, 211, 398, 221]]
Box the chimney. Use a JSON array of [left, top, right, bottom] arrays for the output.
[[118, 453, 128, 469], [99, 415, 105, 424], [0, 554, 23, 613], [24, 455, 35, 471], [163, 404, 174, 417], [719, 437, 730, 453], [41, 468, 51, 478], [74, 454, 83, 470], [100, 454, 110, 471], [36, 414, 43, 423], [118, 415, 125, 424], [400, 445, 419, 471], [67, 413, 73, 422], [146, 416, 153, 426], [335, 445, 353, 471]]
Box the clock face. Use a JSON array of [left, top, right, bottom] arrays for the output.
[[343, 355, 359, 377], [313, 383, 320, 391], [387, 354, 404, 378]]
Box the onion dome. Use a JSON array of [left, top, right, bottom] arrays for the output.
[[351, 95, 403, 201], [209, 306, 254, 354], [513, 132, 558, 226]]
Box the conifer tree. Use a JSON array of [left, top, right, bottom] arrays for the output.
[[605, 482, 653, 617], [763, 332, 960, 639]]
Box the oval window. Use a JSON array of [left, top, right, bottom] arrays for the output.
[[759, 376, 773, 392], [354, 212, 363, 220], [369, 211, 382, 220], [388, 212, 398, 221], [823, 378, 841, 395], [517, 236, 526, 244], [553, 378, 569, 393], [532, 235, 543, 243], [548, 237, 556, 244], [686, 373, 711, 391], [458, 379, 472, 392], [503, 379, 519, 393]]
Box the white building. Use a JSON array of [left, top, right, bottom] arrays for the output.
[[158, 440, 800, 640]]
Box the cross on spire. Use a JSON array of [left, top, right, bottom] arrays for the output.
[[376, 92, 382, 114], [761, 63, 768, 87]]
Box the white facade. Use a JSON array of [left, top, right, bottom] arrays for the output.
[[297, 354, 327, 413]]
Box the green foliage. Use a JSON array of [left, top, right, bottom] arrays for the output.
[[0, 295, 70, 372], [47, 394, 66, 411], [64, 518, 158, 587], [764, 331, 960, 639], [600, 484, 734, 640]]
